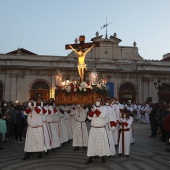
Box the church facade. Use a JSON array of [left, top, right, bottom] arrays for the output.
[[0, 33, 170, 104]]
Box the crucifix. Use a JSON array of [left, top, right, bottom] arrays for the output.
[[65, 35, 99, 82]]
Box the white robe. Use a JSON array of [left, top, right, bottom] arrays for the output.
[[46, 106, 60, 148], [70, 108, 76, 132], [130, 125, 135, 144], [53, 109, 63, 144], [42, 114, 52, 150], [118, 116, 133, 155], [87, 106, 111, 157], [59, 107, 70, 143], [72, 107, 88, 147], [105, 105, 116, 155], [111, 104, 120, 145], [65, 111, 73, 140], [24, 108, 45, 152]]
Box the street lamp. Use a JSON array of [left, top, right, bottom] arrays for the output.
[[154, 80, 165, 101]]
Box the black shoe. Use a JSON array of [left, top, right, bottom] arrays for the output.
[[73, 147, 79, 151], [125, 155, 129, 157], [52, 148, 56, 153], [85, 158, 93, 165], [166, 149, 170, 152], [0, 147, 4, 150], [22, 156, 30, 160], [149, 135, 156, 138], [83, 147, 87, 150], [45, 150, 49, 155], [118, 154, 123, 157], [38, 153, 43, 159], [102, 156, 106, 163]]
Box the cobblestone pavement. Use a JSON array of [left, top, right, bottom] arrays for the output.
[[0, 122, 170, 170]]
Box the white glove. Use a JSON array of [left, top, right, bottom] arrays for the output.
[[119, 118, 123, 122], [111, 126, 116, 132], [91, 105, 96, 112]]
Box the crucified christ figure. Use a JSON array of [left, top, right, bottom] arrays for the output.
[[69, 44, 95, 82]]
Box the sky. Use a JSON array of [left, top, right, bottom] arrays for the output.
[[0, 0, 170, 60]]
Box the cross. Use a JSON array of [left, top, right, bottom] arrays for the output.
[[65, 35, 99, 50], [65, 35, 99, 82]]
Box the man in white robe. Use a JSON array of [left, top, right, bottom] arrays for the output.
[[110, 98, 121, 145], [42, 104, 52, 154], [104, 98, 117, 156], [72, 104, 88, 151], [85, 98, 111, 165], [23, 102, 45, 160], [53, 106, 63, 144], [46, 105, 60, 152], [58, 105, 70, 144]]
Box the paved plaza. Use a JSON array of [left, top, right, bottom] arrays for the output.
[[0, 122, 170, 170]]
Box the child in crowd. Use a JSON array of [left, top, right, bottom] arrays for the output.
[[0, 113, 7, 150]]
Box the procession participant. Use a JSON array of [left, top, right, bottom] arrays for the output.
[[46, 104, 60, 152], [64, 105, 73, 140], [115, 99, 124, 110], [53, 105, 63, 144], [72, 103, 88, 151], [125, 101, 135, 144], [124, 100, 133, 113], [140, 102, 150, 124], [131, 102, 138, 122], [69, 105, 76, 130], [22, 102, 45, 160], [137, 103, 142, 121], [118, 109, 133, 157], [85, 97, 111, 165], [41, 103, 52, 155], [104, 98, 117, 156], [58, 105, 70, 144], [110, 98, 120, 145]]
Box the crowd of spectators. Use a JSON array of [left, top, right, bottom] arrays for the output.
[[155, 101, 170, 152], [0, 101, 27, 150]]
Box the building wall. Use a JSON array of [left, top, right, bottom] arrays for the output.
[[0, 34, 170, 103]]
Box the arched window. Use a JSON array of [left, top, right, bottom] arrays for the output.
[[31, 81, 50, 90], [118, 83, 136, 103], [30, 81, 50, 101], [119, 83, 135, 92]]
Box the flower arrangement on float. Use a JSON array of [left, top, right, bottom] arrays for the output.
[[54, 69, 109, 96], [55, 81, 108, 95]]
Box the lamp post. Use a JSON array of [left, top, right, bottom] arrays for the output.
[[154, 80, 165, 101]]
